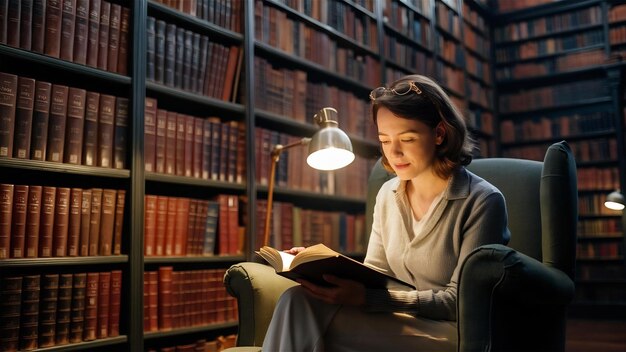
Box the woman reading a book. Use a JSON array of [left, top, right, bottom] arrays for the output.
[[262, 74, 511, 351]]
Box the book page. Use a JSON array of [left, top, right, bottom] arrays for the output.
[[291, 244, 339, 269]]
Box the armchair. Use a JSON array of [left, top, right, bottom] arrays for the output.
[[223, 141, 577, 352]]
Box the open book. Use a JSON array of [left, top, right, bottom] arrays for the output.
[[257, 244, 414, 289]]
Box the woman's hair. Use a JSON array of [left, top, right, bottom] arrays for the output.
[[371, 74, 475, 178]]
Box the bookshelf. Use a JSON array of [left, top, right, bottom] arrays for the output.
[[492, 0, 626, 318]]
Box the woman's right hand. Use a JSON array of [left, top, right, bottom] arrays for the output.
[[283, 247, 306, 255]]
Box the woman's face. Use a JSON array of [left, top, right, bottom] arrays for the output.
[[376, 106, 443, 181]]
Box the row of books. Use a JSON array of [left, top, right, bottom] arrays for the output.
[[152, 0, 242, 34], [494, 5, 602, 42], [578, 218, 622, 237], [503, 138, 618, 163], [466, 51, 492, 82], [495, 29, 605, 63], [498, 79, 608, 113], [466, 79, 492, 109], [609, 3, 626, 22], [500, 110, 615, 144], [255, 2, 381, 88], [579, 194, 624, 216], [144, 194, 240, 257], [0, 184, 125, 260], [436, 1, 461, 38], [577, 264, 626, 281], [438, 34, 464, 67], [609, 25, 626, 46], [466, 108, 494, 135], [254, 57, 375, 139], [147, 334, 237, 352], [143, 268, 237, 333], [577, 242, 622, 259], [256, 199, 367, 254], [383, 34, 432, 72], [146, 16, 242, 101], [578, 167, 620, 191], [382, 0, 429, 21], [0, 0, 130, 75], [464, 29, 491, 62], [495, 48, 607, 80], [0, 270, 122, 351], [435, 62, 465, 95], [463, 2, 488, 34], [382, 1, 431, 46], [0, 72, 128, 168], [144, 98, 245, 183]]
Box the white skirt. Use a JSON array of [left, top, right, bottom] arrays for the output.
[[262, 286, 457, 352]]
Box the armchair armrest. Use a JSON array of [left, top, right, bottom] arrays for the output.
[[457, 244, 575, 352], [223, 262, 298, 347]]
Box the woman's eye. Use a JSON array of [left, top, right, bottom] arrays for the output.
[[379, 140, 390, 145], [401, 138, 415, 143]]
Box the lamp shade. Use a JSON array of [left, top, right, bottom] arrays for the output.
[[604, 190, 625, 211], [306, 108, 355, 171]]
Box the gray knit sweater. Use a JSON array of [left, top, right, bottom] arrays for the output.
[[364, 167, 510, 321]]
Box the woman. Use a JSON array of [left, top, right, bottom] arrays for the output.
[[262, 74, 510, 351]]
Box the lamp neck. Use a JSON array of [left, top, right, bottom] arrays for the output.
[[270, 137, 311, 159]]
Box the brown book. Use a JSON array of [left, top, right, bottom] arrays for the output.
[[0, 184, 14, 259], [165, 111, 177, 175], [164, 23, 176, 86], [24, 185, 42, 258], [30, 80, 52, 161], [201, 118, 211, 180], [19, 0, 33, 50], [116, 6, 129, 75], [13, 77, 36, 159], [106, 3, 120, 72], [43, 0, 63, 58], [46, 84, 69, 163], [175, 113, 186, 176], [9, 185, 28, 258], [0, 276, 23, 351], [60, 0, 76, 61], [155, 196, 167, 256], [190, 32, 200, 93], [96, 94, 115, 168], [174, 27, 184, 89], [186, 199, 198, 255], [38, 274, 59, 348], [144, 194, 157, 256], [52, 187, 71, 257], [55, 273, 73, 345], [192, 117, 203, 178], [69, 273, 86, 343], [164, 196, 176, 256], [6, 0, 21, 48], [98, 189, 116, 255], [82, 272, 98, 341], [144, 97, 157, 172], [158, 266, 173, 330], [96, 271, 110, 338], [108, 270, 122, 336], [19, 275, 41, 350], [31, 0, 46, 52], [221, 45, 241, 101], [112, 189, 125, 255], [0, 72, 18, 158], [63, 87, 86, 164], [79, 189, 91, 256], [88, 188, 102, 256], [145, 271, 158, 332], [113, 97, 128, 169], [155, 109, 167, 174], [182, 29, 193, 91], [96, 0, 110, 70], [174, 197, 190, 256], [85, 0, 101, 68], [66, 188, 82, 256], [154, 19, 166, 84], [72, 0, 90, 64], [184, 115, 194, 177], [38, 186, 56, 258], [82, 91, 99, 166], [209, 117, 221, 181], [0, 1, 7, 44]]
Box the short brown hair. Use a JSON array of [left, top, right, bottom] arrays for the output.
[[371, 74, 475, 179]]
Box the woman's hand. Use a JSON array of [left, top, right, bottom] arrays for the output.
[[298, 275, 366, 306], [283, 247, 306, 255]]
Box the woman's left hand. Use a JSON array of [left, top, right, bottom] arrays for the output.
[[298, 275, 366, 306]]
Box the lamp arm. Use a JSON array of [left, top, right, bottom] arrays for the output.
[[263, 137, 311, 248]]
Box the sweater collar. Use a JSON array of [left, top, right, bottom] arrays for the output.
[[392, 166, 470, 200]]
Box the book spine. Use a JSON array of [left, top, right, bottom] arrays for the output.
[[86, 0, 101, 68], [146, 16, 155, 81], [108, 270, 122, 336], [69, 273, 86, 343], [38, 186, 56, 258], [96, 0, 110, 70], [112, 190, 125, 255], [0, 72, 18, 158], [9, 184, 28, 258], [192, 117, 203, 179], [98, 189, 116, 255], [155, 109, 167, 173], [183, 115, 194, 177], [155, 196, 167, 256], [19, 274, 41, 350], [24, 185, 42, 258], [5, 0, 20, 48], [113, 97, 128, 169], [30, 81, 52, 161], [82, 91, 99, 166], [52, 187, 71, 257], [164, 23, 176, 86], [30, 0, 45, 53], [19, 0, 33, 51], [72, 0, 90, 65], [164, 197, 176, 256], [96, 94, 115, 168], [96, 271, 110, 338], [165, 111, 177, 175], [106, 3, 120, 72], [158, 267, 173, 330], [63, 87, 87, 164], [144, 195, 157, 256], [175, 113, 185, 176], [38, 274, 58, 347], [13, 77, 36, 159], [88, 188, 102, 256], [79, 189, 92, 256], [82, 272, 98, 341], [116, 7, 129, 75], [154, 19, 166, 84], [174, 197, 190, 256], [43, 0, 63, 58], [0, 184, 14, 259], [66, 188, 82, 257], [55, 273, 74, 345], [60, 0, 76, 61], [144, 97, 157, 172], [45, 84, 69, 163]]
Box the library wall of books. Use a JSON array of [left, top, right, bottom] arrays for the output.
[[0, 0, 625, 351]]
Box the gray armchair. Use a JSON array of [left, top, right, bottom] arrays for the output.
[[223, 141, 577, 352]]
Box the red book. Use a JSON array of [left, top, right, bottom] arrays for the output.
[[55, 273, 73, 345], [201, 118, 211, 180], [144, 97, 157, 172], [38, 186, 56, 258], [72, 0, 90, 65], [221, 45, 241, 101], [38, 274, 58, 347], [98, 189, 116, 255], [46, 84, 69, 163], [96, 271, 111, 338], [175, 113, 186, 176], [0, 184, 14, 259], [19, 275, 41, 350], [97, 94, 115, 168], [144, 195, 156, 256], [85, 0, 101, 68], [83, 272, 99, 341], [43, 0, 64, 58], [217, 194, 228, 255], [145, 271, 158, 332], [108, 270, 122, 336], [106, 3, 120, 72], [155, 109, 167, 174], [79, 189, 91, 256], [69, 273, 86, 343], [60, 0, 77, 61], [113, 97, 128, 169], [82, 91, 100, 166], [158, 267, 173, 330], [227, 195, 240, 254], [155, 196, 168, 256], [31, 0, 46, 53], [112, 190, 125, 255], [184, 115, 194, 177], [66, 188, 82, 256], [63, 87, 87, 164], [30, 81, 52, 161], [24, 185, 42, 258], [88, 188, 102, 256], [186, 199, 198, 255], [165, 111, 177, 175], [0, 72, 18, 158], [164, 197, 177, 256], [96, 0, 110, 70], [116, 7, 129, 75], [9, 185, 28, 258], [192, 117, 203, 178], [174, 197, 190, 256], [13, 77, 36, 159], [52, 187, 71, 257]]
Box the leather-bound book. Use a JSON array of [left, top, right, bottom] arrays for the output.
[[13, 77, 36, 159], [69, 273, 86, 343], [19, 0, 33, 51], [19, 274, 41, 350], [87, 188, 102, 256], [113, 97, 128, 169], [45, 84, 69, 163], [98, 189, 116, 256], [106, 3, 120, 72], [59, 0, 76, 61], [66, 188, 82, 257], [107, 270, 122, 336], [0, 276, 22, 351], [158, 267, 173, 330], [155, 109, 167, 174], [6, 0, 21, 48], [116, 7, 129, 75], [96, 271, 111, 338], [0, 72, 18, 158], [175, 113, 185, 176], [164, 197, 177, 256], [0, 184, 14, 259], [146, 16, 156, 81], [96, 0, 110, 70], [9, 184, 28, 258], [164, 111, 177, 175], [38, 274, 59, 348], [38, 186, 56, 258], [155, 196, 167, 256], [154, 19, 166, 84], [183, 115, 194, 178], [82, 272, 98, 341], [81, 91, 99, 166], [72, 0, 90, 64], [79, 189, 91, 256], [85, 0, 101, 68], [63, 87, 86, 164], [30, 81, 52, 161], [96, 94, 115, 168], [55, 273, 73, 345], [174, 197, 190, 256], [164, 23, 176, 86], [30, 0, 45, 53], [43, 0, 63, 58], [144, 194, 157, 256], [192, 117, 203, 179], [112, 190, 125, 255], [143, 97, 157, 172], [52, 187, 71, 257], [24, 185, 42, 258]]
